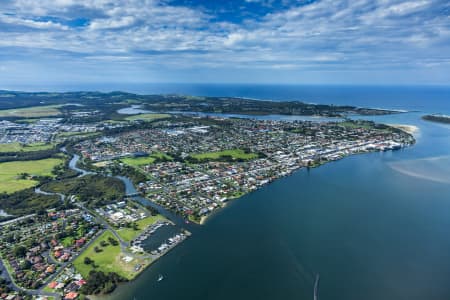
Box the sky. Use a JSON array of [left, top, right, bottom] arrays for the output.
[[0, 0, 449, 87]]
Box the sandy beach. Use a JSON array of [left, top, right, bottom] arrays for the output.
[[387, 124, 419, 135]]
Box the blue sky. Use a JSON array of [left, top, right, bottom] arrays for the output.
[[0, 0, 449, 87]]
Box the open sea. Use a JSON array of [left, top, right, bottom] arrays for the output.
[[61, 84, 450, 300]]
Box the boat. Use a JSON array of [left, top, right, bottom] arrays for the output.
[[157, 274, 164, 282]]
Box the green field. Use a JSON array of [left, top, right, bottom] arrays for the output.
[[339, 121, 373, 129], [0, 142, 54, 153], [0, 105, 62, 118], [0, 158, 64, 193], [191, 149, 259, 161], [125, 113, 171, 122], [120, 152, 172, 167], [117, 215, 166, 242], [73, 230, 146, 280], [120, 156, 155, 167]]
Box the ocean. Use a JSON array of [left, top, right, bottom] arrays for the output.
[[75, 84, 450, 300]]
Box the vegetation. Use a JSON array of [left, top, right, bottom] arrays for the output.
[[0, 142, 55, 153], [116, 214, 166, 242], [120, 152, 172, 167], [80, 270, 128, 295], [41, 175, 125, 208], [0, 157, 64, 193], [422, 114, 450, 124], [338, 120, 374, 129], [0, 188, 61, 217], [120, 156, 156, 167], [0, 91, 397, 120], [74, 230, 144, 280], [187, 149, 259, 163], [109, 163, 148, 185], [0, 104, 62, 118], [124, 113, 171, 122]]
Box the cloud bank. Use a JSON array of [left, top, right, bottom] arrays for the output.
[[0, 0, 449, 85]]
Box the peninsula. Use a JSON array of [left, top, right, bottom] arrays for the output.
[[0, 91, 415, 300]]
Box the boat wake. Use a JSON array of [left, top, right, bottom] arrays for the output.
[[389, 155, 450, 184], [314, 274, 320, 300], [279, 239, 319, 299]]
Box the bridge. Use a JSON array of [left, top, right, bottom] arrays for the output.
[[125, 192, 141, 197]]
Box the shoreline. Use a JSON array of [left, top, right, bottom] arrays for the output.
[[94, 139, 416, 299]]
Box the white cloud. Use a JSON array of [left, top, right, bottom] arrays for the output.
[[0, 14, 69, 30], [89, 16, 135, 30], [0, 0, 448, 83]]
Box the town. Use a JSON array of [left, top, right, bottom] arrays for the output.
[[75, 117, 414, 224], [0, 101, 415, 300]]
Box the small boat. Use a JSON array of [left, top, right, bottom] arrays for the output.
[[157, 274, 164, 282]]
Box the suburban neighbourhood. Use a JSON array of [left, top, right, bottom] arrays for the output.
[[0, 96, 415, 299]]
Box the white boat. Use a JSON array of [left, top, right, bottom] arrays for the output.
[[157, 274, 164, 282]]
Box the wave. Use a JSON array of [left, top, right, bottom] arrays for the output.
[[389, 156, 450, 184]]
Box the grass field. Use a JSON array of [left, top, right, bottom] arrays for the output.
[[0, 142, 54, 153], [0, 105, 62, 118], [0, 158, 63, 193], [117, 215, 166, 242], [73, 230, 147, 280], [125, 113, 171, 122], [191, 149, 258, 161], [339, 121, 373, 129], [121, 156, 156, 167], [120, 152, 172, 167]]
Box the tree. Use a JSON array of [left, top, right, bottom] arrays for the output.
[[84, 257, 93, 265], [108, 237, 119, 246], [13, 245, 27, 257], [20, 260, 32, 270]]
